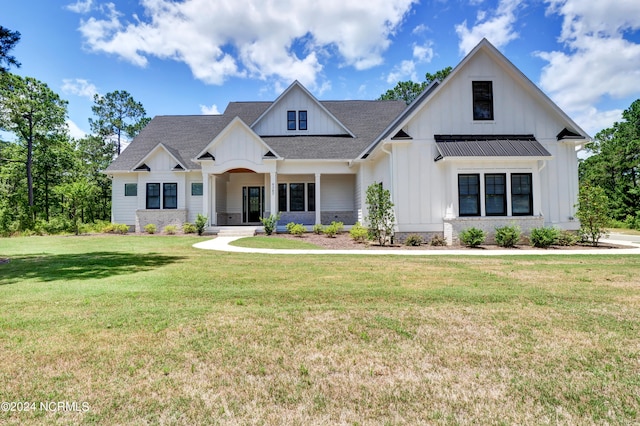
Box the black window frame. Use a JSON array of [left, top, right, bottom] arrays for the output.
[[485, 173, 507, 216], [191, 182, 203, 196], [511, 173, 533, 216], [458, 174, 480, 216], [298, 110, 307, 130], [278, 183, 287, 212], [124, 183, 137, 196], [163, 183, 178, 209], [289, 183, 305, 212], [146, 183, 161, 209], [287, 110, 296, 130], [307, 182, 315, 212], [472, 81, 494, 121]]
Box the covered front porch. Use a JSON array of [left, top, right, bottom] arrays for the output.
[[201, 169, 357, 227]]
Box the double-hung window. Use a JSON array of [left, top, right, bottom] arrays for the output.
[[287, 110, 308, 131], [485, 174, 506, 216], [146, 182, 177, 209], [163, 183, 177, 209], [146, 183, 161, 209], [511, 173, 533, 215], [287, 111, 297, 130], [458, 174, 480, 216]]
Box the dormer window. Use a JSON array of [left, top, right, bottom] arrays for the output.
[[287, 111, 296, 130], [287, 110, 308, 131], [472, 81, 494, 120]]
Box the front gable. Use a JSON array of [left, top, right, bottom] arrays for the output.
[[368, 39, 590, 159], [194, 117, 280, 173], [133, 143, 189, 172], [251, 81, 353, 137]]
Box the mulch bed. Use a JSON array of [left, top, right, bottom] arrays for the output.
[[269, 232, 630, 251]]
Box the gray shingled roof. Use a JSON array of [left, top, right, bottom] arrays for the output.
[[434, 134, 552, 161], [106, 100, 406, 171]]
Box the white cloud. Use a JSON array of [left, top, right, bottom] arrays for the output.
[[74, 0, 418, 90], [66, 0, 93, 14], [455, 0, 522, 55], [537, 0, 640, 134], [61, 78, 98, 100], [199, 104, 220, 115], [385, 41, 434, 83], [67, 119, 88, 139]]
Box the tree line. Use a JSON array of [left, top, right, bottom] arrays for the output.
[[0, 26, 149, 235]]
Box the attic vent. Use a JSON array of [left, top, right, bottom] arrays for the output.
[[556, 128, 582, 141], [391, 129, 412, 140], [197, 152, 215, 160], [264, 151, 276, 158], [134, 163, 150, 171], [172, 164, 184, 171]]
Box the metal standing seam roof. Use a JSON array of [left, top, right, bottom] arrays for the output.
[[434, 134, 552, 161]]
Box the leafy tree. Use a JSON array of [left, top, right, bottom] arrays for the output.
[[0, 26, 21, 73], [55, 178, 98, 235], [579, 99, 640, 225], [378, 81, 427, 105], [0, 73, 68, 220], [575, 183, 609, 246], [365, 183, 395, 246], [74, 135, 116, 221], [378, 66, 452, 104], [89, 90, 151, 156]]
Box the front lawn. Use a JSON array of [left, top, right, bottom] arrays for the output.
[[1, 235, 639, 424]]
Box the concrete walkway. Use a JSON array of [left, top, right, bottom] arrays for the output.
[[193, 233, 640, 256]]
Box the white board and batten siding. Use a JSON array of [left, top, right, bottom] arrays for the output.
[[388, 48, 581, 230], [252, 85, 347, 136]]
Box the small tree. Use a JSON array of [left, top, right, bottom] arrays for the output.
[[365, 183, 395, 246], [575, 183, 609, 246]]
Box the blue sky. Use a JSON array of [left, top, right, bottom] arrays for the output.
[[4, 0, 640, 140]]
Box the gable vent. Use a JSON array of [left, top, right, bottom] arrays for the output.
[[134, 163, 150, 171], [391, 129, 412, 140], [172, 164, 185, 171], [197, 152, 215, 160]]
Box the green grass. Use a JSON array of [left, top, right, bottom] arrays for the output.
[[1, 235, 639, 424], [230, 235, 322, 249]]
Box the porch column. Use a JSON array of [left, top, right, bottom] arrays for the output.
[[270, 171, 277, 217], [202, 173, 210, 226], [210, 175, 217, 225], [315, 173, 321, 225]]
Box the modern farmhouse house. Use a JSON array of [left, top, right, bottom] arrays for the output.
[[105, 39, 590, 244]]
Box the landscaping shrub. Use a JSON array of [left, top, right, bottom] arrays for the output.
[[575, 183, 609, 246], [323, 221, 344, 238], [286, 222, 306, 236], [259, 213, 280, 236], [529, 226, 558, 248], [195, 214, 208, 236], [144, 223, 157, 234], [182, 222, 197, 234], [494, 224, 521, 247], [429, 235, 447, 246], [459, 227, 486, 247], [312, 224, 323, 234], [349, 222, 368, 243], [163, 225, 177, 235], [556, 230, 578, 246], [113, 224, 129, 234], [404, 234, 423, 246]]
